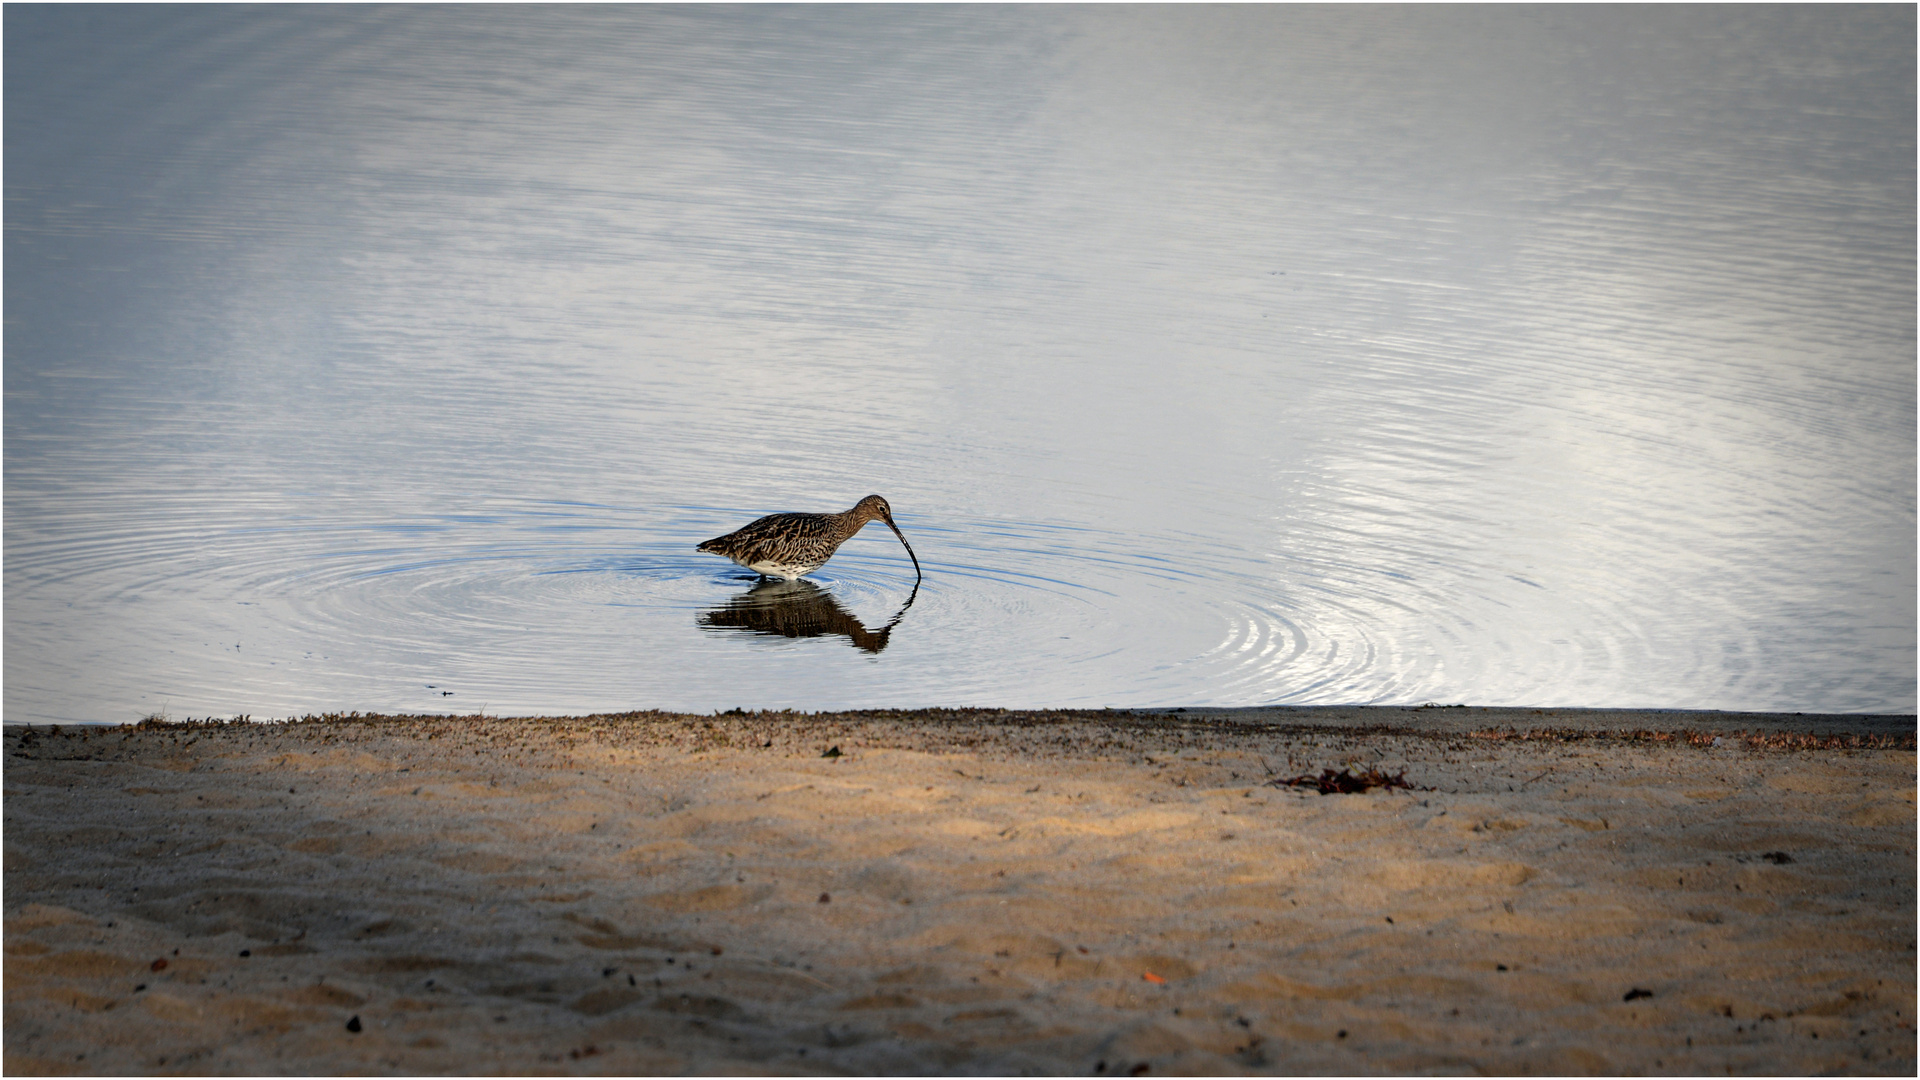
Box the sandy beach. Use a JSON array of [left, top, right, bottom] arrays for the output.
[[4, 707, 1913, 1075]]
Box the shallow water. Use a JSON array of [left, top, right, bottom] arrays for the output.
[[6, 6, 1914, 723]]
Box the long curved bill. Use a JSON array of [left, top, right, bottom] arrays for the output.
[[884, 520, 923, 585]]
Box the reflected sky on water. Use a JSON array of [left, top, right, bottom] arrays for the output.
[[5, 5, 1913, 722]]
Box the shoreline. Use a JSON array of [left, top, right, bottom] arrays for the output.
[[5, 709, 1913, 1074], [7, 703, 1913, 739]]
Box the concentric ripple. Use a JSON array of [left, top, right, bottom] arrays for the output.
[[3, 472, 1907, 721]]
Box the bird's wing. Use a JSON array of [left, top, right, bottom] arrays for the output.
[[729, 514, 824, 562]]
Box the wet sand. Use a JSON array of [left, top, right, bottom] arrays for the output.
[[4, 707, 1913, 1075]]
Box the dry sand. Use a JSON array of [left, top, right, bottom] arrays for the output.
[[3, 707, 1913, 1075]]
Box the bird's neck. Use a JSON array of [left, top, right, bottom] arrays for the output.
[[833, 504, 881, 538]]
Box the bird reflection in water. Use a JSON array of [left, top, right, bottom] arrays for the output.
[[699, 578, 918, 654]]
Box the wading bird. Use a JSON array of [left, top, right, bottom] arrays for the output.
[[698, 495, 922, 583]]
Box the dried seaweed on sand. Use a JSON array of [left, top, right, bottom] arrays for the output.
[[1272, 766, 1426, 794]]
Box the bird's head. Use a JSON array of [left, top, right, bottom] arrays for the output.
[[854, 494, 921, 584], [854, 494, 894, 524]]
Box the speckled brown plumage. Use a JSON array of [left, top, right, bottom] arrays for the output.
[[698, 494, 922, 582]]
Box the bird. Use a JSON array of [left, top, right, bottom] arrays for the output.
[[697, 495, 922, 583]]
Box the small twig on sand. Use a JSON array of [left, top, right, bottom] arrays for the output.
[[1519, 767, 1553, 788]]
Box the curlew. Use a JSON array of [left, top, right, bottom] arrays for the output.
[[697, 495, 922, 583]]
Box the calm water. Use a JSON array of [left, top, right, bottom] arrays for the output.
[[6, 6, 1914, 724]]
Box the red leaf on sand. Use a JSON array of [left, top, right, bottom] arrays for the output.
[[1142, 971, 1166, 984]]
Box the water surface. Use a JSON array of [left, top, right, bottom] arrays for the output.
[[6, 6, 1914, 722]]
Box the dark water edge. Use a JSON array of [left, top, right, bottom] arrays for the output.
[[1144, 705, 1917, 740], [7, 705, 1911, 740]]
